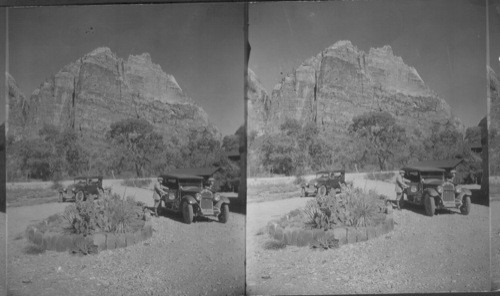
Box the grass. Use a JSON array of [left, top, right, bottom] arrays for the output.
[[263, 240, 287, 250], [7, 187, 60, 207], [24, 243, 46, 255]]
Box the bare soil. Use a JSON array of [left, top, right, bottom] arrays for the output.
[[7, 184, 245, 296], [247, 176, 490, 294], [491, 183, 500, 290]]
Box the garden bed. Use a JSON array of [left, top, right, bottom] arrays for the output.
[[24, 194, 152, 254], [264, 185, 394, 249]]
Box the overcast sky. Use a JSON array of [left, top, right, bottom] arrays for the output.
[[249, 0, 492, 128], [3, 4, 244, 136]]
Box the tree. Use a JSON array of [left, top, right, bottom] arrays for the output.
[[181, 128, 221, 168], [106, 118, 164, 177], [349, 111, 408, 171]]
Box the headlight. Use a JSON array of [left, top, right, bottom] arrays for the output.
[[455, 187, 462, 194], [71, 188, 75, 193], [214, 193, 221, 202], [314, 182, 318, 187], [195, 193, 201, 201], [410, 186, 417, 193], [437, 186, 443, 193]]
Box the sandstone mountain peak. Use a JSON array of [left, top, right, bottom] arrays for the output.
[[249, 40, 461, 141], [9, 48, 220, 146]]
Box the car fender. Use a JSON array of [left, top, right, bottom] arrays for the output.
[[424, 188, 439, 197], [182, 195, 197, 205], [215, 199, 229, 209], [457, 188, 471, 200]]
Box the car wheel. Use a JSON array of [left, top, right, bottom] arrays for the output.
[[182, 202, 194, 224], [219, 204, 229, 223], [75, 191, 85, 202], [424, 195, 435, 217], [460, 196, 471, 215], [318, 185, 327, 197], [301, 188, 308, 197]]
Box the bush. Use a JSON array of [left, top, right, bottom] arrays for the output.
[[63, 193, 144, 236], [303, 184, 386, 230]]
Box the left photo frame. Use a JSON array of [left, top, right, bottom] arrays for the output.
[[4, 4, 245, 296]]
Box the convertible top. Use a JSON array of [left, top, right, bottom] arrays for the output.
[[160, 173, 204, 180], [401, 166, 445, 173], [316, 169, 345, 174], [74, 176, 103, 180], [168, 167, 221, 178], [411, 159, 463, 171]]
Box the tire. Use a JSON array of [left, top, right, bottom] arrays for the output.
[[75, 191, 85, 202], [301, 188, 308, 197], [219, 204, 229, 223], [460, 196, 471, 215], [182, 202, 194, 224], [424, 195, 435, 217], [318, 185, 327, 197]]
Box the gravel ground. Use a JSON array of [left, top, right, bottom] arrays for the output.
[[247, 178, 490, 294], [0, 213, 6, 296], [491, 183, 500, 290], [7, 185, 245, 296]]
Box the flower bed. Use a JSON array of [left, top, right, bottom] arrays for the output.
[[25, 194, 152, 254], [266, 185, 394, 249]]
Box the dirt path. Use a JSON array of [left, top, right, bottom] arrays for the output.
[[491, 183, 500, 290], [7, 185, 245, 296], [246, 179, 490, 294]]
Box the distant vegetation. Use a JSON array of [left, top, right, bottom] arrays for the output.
[[249, 111, 483, 182], [6, 118, 244, 191]]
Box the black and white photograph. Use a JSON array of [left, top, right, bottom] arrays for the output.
[[4, 4, 245, 296], [247, 0, 490, 294], [489, 0, 500, 291]]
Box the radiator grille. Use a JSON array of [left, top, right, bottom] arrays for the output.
[[200, 198, 213, 210]]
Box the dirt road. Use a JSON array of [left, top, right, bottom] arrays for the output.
[[7, 185, 245, 296], [491, 183, 500, 290], [246, 178, 490, 294]]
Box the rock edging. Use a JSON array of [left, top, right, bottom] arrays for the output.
[[266, 209, 394, 248], [26, 220, 153, 253]]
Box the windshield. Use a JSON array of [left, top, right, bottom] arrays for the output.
[[179, 179, 202, 188], [421, 172, 443, 180]]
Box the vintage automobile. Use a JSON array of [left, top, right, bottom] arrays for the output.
[[59, 176, 105, 202], [158, 173, 230, 224], [301, 169, 346, 197], [401, 166, 471, 216]]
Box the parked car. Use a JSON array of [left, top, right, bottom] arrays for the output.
[[158, 173, 230, 224], [301, 169, 346, 197], [401, 166, 471, 216], [59, 176, 106, 202]]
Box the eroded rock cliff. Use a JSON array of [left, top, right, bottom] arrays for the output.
[[9, 47, 219, 146], [249, 40, 462, 139]]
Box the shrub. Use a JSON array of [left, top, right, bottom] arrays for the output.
[[304, 184, 386, 230], [63, 193, 144, 236]]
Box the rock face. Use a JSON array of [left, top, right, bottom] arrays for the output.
[[247, 69, 271, 137], [8, 47, 219, 146], [249, 40, 462, 139], [489, 67, 500, 176]]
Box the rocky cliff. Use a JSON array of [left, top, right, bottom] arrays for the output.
[[489, 67, 500, 176], [249, 40, 462, 139], [8, 47, 219, 146]]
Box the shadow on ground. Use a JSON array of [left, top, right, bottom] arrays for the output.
[[470, 189, 488, 206]]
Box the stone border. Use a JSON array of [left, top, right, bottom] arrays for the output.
[[266, 208, 394, 248], [26, 220, 153, 253]]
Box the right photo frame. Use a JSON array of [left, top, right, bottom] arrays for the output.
[[246, 0, 494, 294]]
